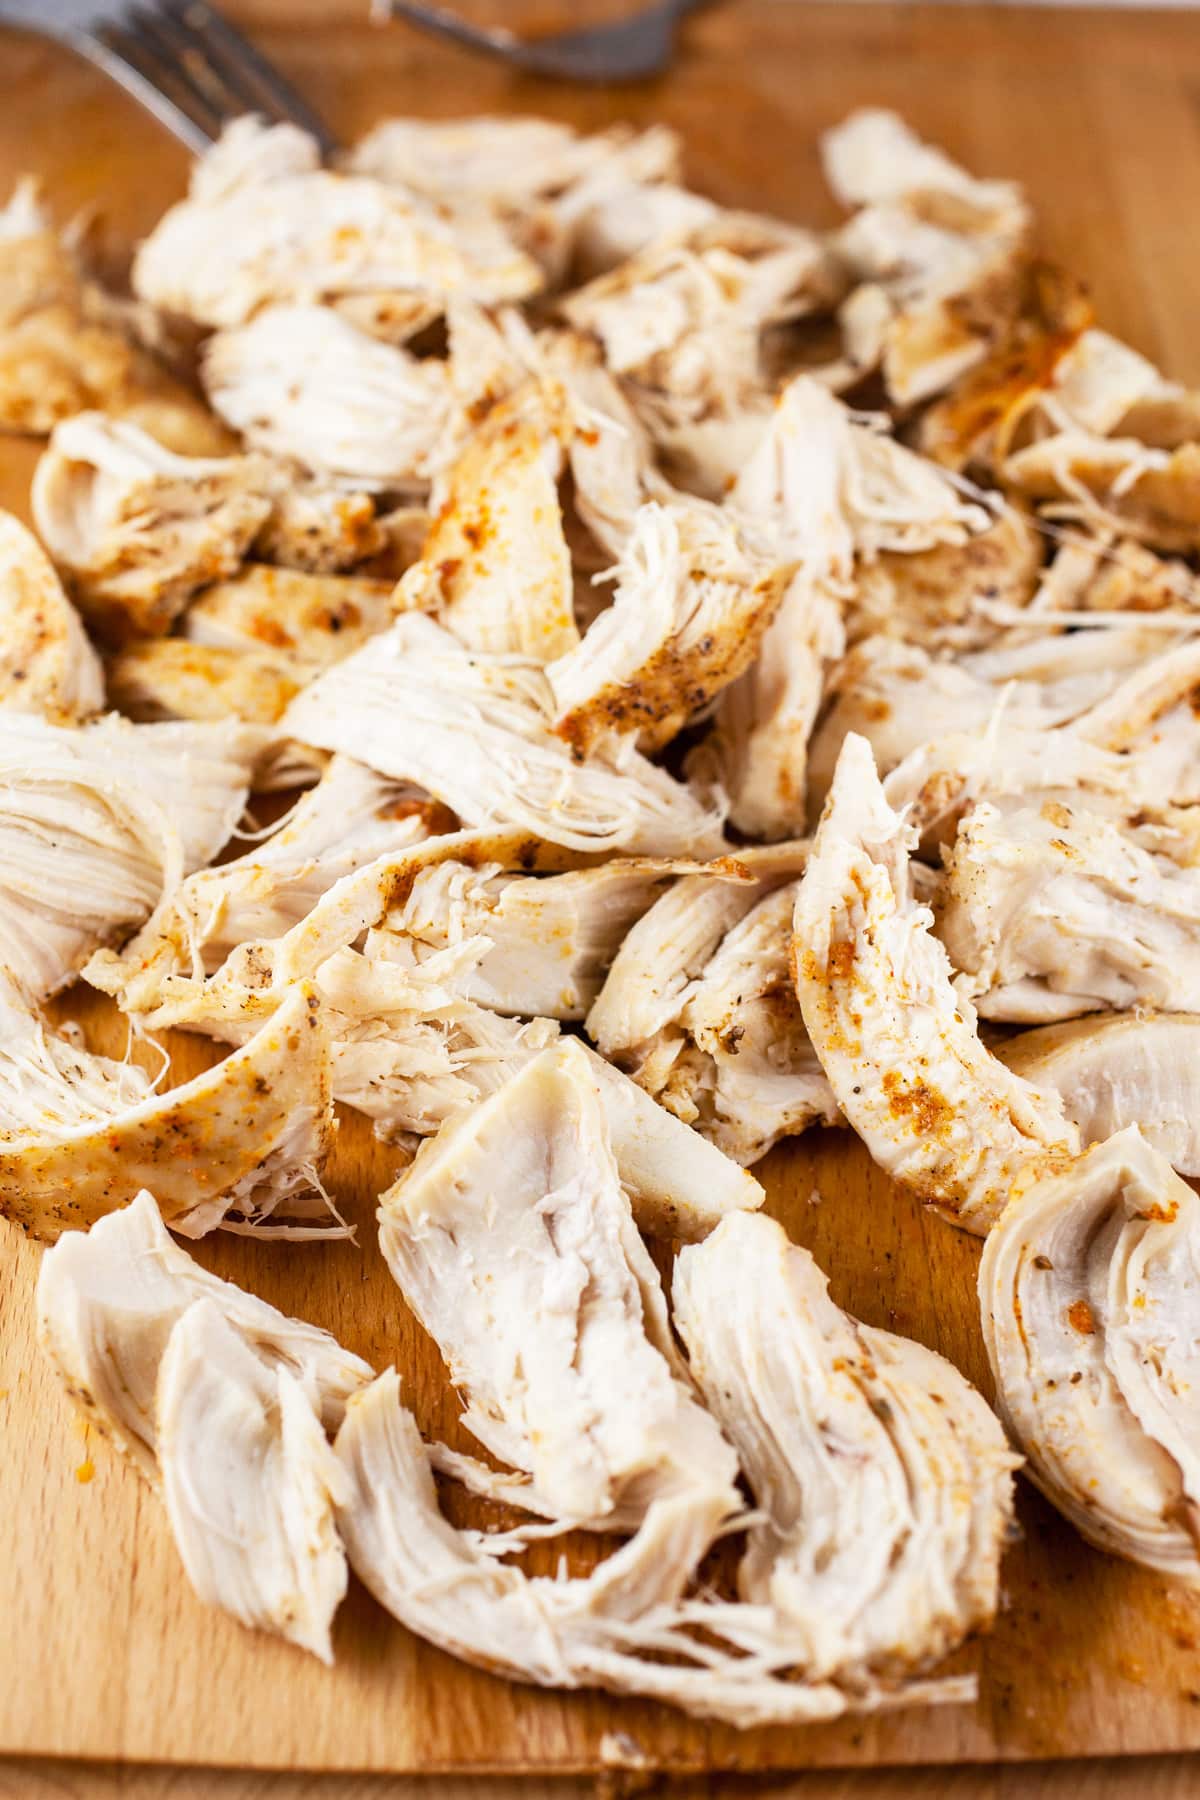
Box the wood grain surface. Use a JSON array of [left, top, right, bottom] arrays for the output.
[[4, 0, 1200, 1782]]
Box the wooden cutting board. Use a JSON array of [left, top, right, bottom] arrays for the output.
[[5, 0, 1200, 1777]]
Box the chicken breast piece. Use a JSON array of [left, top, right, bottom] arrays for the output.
[[334, 1376, 971, 1720], [981, 1127, 1200, 1579], [541, 328, 669, 561], [655, 879, 839, 1164], [157, 1300, 350, 1662], [706, 375, 987, 836], [821, 110, 1031, 407], [184, 565, 395, 675], [377, 1039, 741, 1527], [0, 981, 334, 1240], [793, 734, 1078, 1232], [0, 711, 261, 1000], [32, 413, 278, 638], [36, 1186, 371, 1480], [0, 510, 103, 719], [395, 380, 577, 661], [282, 612, 726, 856], [549, 499, 787, 755], [104, 639, 299, 724], [998, 1013, 1200, 1176], [203, 304, 453, 495], [134, 118, 542, 330], [87, 757, 435, 1017], [562, 220, 842, 494], [847, 507, 1043, 652], [674, 1213, 1017, 1679], [1005, 431, 1200, 556], [939, 795, 1200, 1021], [0, 179, 222, 442], [375, 849, 738, 1020]]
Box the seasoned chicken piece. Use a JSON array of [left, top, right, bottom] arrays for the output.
[[589, 842, 811, 1056], [588, 843, 832, 1163], [36, 1187, 370, 1478], [549, 499, 788, 754], [87, 756, 435, 1016], [184, 565, 395, 675], [335, 1387, 971, 1720], [282, 612, 726, 856], [847, 507, 1043, 651], [378, 1039, 741, 1527], [349, 115, 690, 283], [1069, 637, 1200, 808], [938, 796, 1200, 1022], [396, 380, 577, 660], [808, 625, 1174, 807], [32, 413, 278, 638], [134, 118, 541, 330], [981, 1127, 1200, 1579], [0, 712, 261, 1000], [998, 1013, 1200, 1176], [375, 849, 734, 1020], [882, 723, 1136, 851], [0, 510, 102, 719], [1004, 430, 1200, 555], [704, 376, 987, 835], [104, 639, 298, 723], [255, 481, 385, 575], [654, 879, 839, 1164], [793, 734, 1078, 1233], [1027, 532, 1200, 621], [674, 1213, 1017, 1678], [203, 304, 452, 495], [0, 179, 223, 443], [563, 219, 842, 494], [38, 1190, 368, 1656], [1, 981, 334, 1239], [821, 110, 1031, 406], [541, 328, 668, 560], [157, 1300, 350, 1662]]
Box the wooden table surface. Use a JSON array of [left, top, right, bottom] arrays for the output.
[[7, 1, 1200, 1795]]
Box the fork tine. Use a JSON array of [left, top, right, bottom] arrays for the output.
[[159, 0, 338, 154], [125, 0, 265, 123], [92, 16, 226, 144]]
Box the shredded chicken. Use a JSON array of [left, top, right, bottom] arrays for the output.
[[134, 117, 542, 331], [821, 109, 1032, 405], [282, 612, 727, 856], [184, 565, 396, 675], [203, 304, 453, 495], [378, 1039, 742, 1527], [38, 1191, 369, 1653], [999, 1013, 1200, 1175], [981, 1127, 1200, 1580], [674, 1212, 1018, 1676], [938, 795, 1200, 1021], [550, 498, 789, 754], [31, 413, 279, 638], [793, 734, 1078, 1231], [0, 509, 103, 718], [104, 639, 299, 723], [0, 711, 262, 1000], [1, 980, 334, 1240]]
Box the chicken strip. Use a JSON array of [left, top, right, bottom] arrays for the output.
[[793, 733, 1078, 1232], [674, 1213, 1018, 1679], [549, 498, 789, 754]]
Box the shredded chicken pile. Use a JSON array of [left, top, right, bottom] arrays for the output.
[[7, 104, 1200, 1722]]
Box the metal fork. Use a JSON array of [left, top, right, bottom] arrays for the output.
[[0, 0, 701, 161]]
